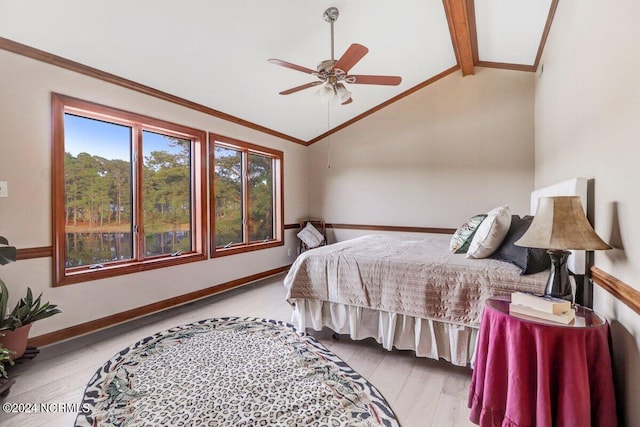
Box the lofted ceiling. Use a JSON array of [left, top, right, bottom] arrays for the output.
[[0, 0, 556, 144]]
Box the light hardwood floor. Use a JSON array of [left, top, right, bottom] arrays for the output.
[[0, 274, 475, 427]]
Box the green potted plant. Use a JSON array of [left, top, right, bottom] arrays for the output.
[[0, 334, 16, 397], [0, 337, 14, 378], [0, 236, 62, 359]]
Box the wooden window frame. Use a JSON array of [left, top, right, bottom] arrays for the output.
[[209, 133, 284, 257], [52, 93, 207, 286]]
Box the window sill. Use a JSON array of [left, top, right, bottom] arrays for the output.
[[212, 240, 283, 257], [55, 252, 207, 286]]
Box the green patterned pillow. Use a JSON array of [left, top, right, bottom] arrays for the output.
[[450, 214, 487, 254]]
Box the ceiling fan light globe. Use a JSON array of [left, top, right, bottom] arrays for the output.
[[316, 83, 335, 105], [336, 83, 352, 103]]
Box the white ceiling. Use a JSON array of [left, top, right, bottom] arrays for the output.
[[0, 0, 555, 142]]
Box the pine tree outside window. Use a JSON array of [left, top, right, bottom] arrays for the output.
[[52, 94, 207, 285], [210, 134, 283, 256]]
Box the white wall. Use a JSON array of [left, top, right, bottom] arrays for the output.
[[0, 50, 308, 337], [308, 67, 537, 228], [535, 1, 640, 424]]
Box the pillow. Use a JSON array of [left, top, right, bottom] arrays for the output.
[[297, 222, 325, 249], [491, 215, 551, 275], [449, 214, 487, 254], [466, 205, 512, 259]]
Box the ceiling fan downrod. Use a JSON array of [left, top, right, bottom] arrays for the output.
[[323, 7, 339, 64]]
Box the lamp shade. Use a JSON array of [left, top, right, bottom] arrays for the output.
[[514, 196, 611, 250]]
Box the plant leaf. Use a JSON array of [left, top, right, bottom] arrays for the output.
[[26, 288, 34, 308], [4, 287, 62, 327], [0, 280, 7, 328]]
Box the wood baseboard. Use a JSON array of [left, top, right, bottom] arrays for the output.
[[27, 265, 290, 348], [591, 266, 640, 316]]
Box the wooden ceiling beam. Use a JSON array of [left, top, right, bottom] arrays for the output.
[[443, 0, 477, 76]]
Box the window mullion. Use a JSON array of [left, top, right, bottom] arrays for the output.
[[133, 124, 145, 261], [271, 157, 278, 236], [242, 150, 250, 244], [189, 139, 197, 253]]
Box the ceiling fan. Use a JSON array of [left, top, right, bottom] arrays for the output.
[[268, 7, 402, 105]]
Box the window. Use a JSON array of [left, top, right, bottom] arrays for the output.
[[210, 134, 283, 256], [52, 94, 207, 285]]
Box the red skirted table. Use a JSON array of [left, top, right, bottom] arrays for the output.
[[468, 296, 617, 427]]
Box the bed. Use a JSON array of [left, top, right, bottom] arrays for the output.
[[284, 178, 589, 366]]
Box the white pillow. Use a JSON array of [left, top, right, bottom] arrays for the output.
[[297, 222, 325, 249], [466, 205, 512, 259]]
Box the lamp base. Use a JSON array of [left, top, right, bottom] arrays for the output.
[[545, 250, 572, 301]]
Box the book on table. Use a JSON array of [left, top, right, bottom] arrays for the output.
[[511, 291, 572, 314], [509, 303, 576, 325]]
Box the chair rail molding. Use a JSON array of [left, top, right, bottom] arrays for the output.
[[591, 266, 640, 316]]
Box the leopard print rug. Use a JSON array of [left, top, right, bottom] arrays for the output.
[[75, 317, 399, 426]]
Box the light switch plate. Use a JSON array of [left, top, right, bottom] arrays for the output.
[[0, 181, 7, 197]]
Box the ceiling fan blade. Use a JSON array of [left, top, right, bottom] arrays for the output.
[[334, 43, 369, 73], [268, 59, 317, 75], [341, 97, 353, 105], [279, 81, 323, 95], [347, 75, 402, 86]]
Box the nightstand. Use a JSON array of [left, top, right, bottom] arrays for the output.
[[468, 296, 617, 427]]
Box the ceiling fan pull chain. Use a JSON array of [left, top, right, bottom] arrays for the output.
[[327, 102, 332, 169]]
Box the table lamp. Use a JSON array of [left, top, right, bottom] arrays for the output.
[[514, 196, 611, 300]]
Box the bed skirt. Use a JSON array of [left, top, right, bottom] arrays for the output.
[[291, 299, 478, 367]]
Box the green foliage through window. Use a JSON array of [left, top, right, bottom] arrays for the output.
[[52, 94, 206, 285], [142, 130, 192, 257], [63, 116, 195, 266], [63, 114, 134, 267], [214, 146, 243, 246], [248, 153, 274, 242], [211, 135, 282, 253]]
